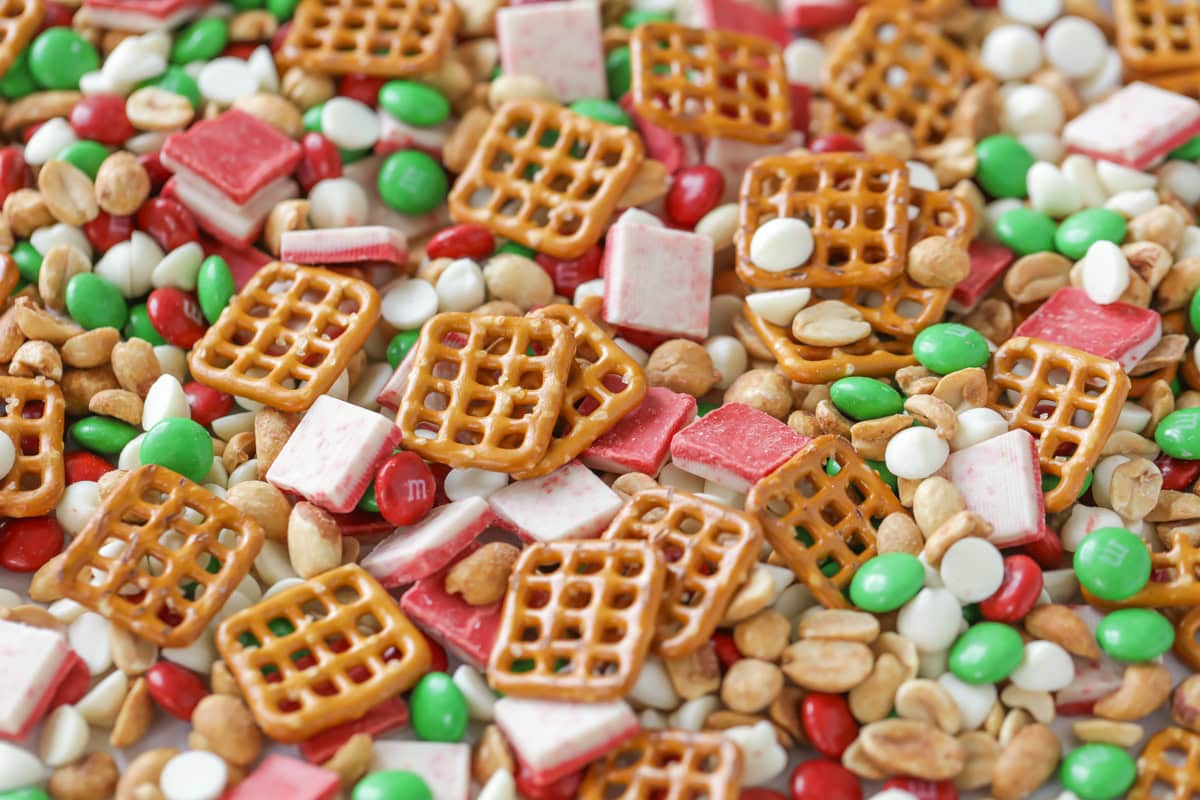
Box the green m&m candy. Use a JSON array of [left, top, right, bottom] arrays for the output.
[[829, 377, 904, 420], [1073, 527, 1151, 601], [28, 29, 99, 90], [12, 241, 42, 283], [378, 81, 450, 128], [387, 329, 421, 368], [57, 140, 110, 180], [378, 150, 447, 215], [1059, 743, 1136, 800], [65, 273, 128, 330], [140, 417, 214, 483], [352, 771, 433, 800], [995, 206, 1057, 256], [154, 66, 202, 108], [1190, 287, 1200, 334], [1095, 608, 1174, 662], [912, 323, 990, 375], [849, 553, 925, 612], [196, 255, 235, 324], [1172, 135, 1200, 161], [71, 416, 140, 455], [1054, 208, 1126, 260], [948, 622, 1024, 684], [0, 49, 37, 100], [409, 672, 468, 742], [570, 98, 633, 128], [171, 17, 229, 64], [975, 135, 1034, 198], [606, 47, 632, 100], [126, 303, 167, 346], [1156, 408, 1200, 459]]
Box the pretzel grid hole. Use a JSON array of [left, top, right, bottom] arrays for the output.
[[0, 393, 52, 492]]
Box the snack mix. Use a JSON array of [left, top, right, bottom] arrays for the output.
[[12, 0, 1200, 798]]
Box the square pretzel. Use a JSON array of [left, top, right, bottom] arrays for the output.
[[989, 336, 1131, 514], [513, 304, 648, 480], [188, 262, 380, 413], [276, 0, 460, 77], [0, 0, 42, 82], [1149, 69, 1200, 101], [0, 377, 65, 518], [602, 488, 762, 658], [397, 312, 575, 472], [579, 730, 744, 800], [448, 100, 644, 260], [824, 5, 985, 146], [869, 0, 962, 18], [746, 435, 900, 609], [215, 564, 432, 743], [55, 465, 265, 648], [743, 304, 917, 384], [1130, 727, 1200, 799], [736, 153, 910, 290], [629, 22, 792, 145], [488, 539, 666, 702], [1115, 0, 1200, 76]]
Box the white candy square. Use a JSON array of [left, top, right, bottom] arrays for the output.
[[370, 742, 470, 800], [493, 696, 639, 784], [361, 497, 493, 587], [266, 395, 402, 513], [487, 460, 622, 543], [602, 221, 713, 339], [496, 0, 606, 103], [0, 620, 70, 737], [941, 429, 1045, 548]]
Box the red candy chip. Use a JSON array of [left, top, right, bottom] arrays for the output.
[[536, 245, 603, 298], [665, 165, 725, 227], [374, 451, 436, 526], [295, 132, 343, 193], [222, 42, 258, 59], [0, 146, 29, 207], [882, 778, 959, 800], [338, 73, 385, 107], [800, 693, 858, 759], [0, 516, 64, 572], [65, 450, 114, 484], [137, 197, 199, 252], [1157, 453, 1200, 491], [183, 381, 233, 428], [147, 287, 207, 349], [712, 631, 741, 668], [138, 152, 172, 193], [428, 638, 448, 673], [809, 133, 862, 153], [69, 94, 136, 146], [145, 661, 209, 720], [515, 758, 583, 800], [40, 0, 74, 29], [83, 210, 134, 254], [979, 554, 1044, 623], [1020, 526, 1065, 571], [426, 223, 495, 261], [790, 759, 862, 800]]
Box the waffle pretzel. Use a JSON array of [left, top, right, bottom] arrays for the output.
[[746, 435, 900, 609], [908, 187, 975, 246], [55, 465, 265, 648], [488, 539, 666, 702], [869, 0, 962, 18], [1175, 606, 1200, 671], [602, 488, 762, 658], [824, 5, 985, 146], [512, 304, 648, 480], [743, 304, 917, 384], [188, 262, 380, 413], [215, 564, 431, 743], [736, 153, 910, 290], [629, 22, 792, 145], [276, 0, 460, 77], [397, 312, 575, 472], [1130, 726, 1200, 799], [1115, 0, 1200, 77], [448, 100, 644, 260], [0, 0, 42, 83], [1148, 69, 1200, 100], [989, 337, 1131, 514], [579, 730, 744, 799], [0, 376, 65, 518]]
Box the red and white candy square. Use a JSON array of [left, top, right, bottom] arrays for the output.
[[83, 0, 211, 31], [266, 395, 401, 513], [0, 619, 73, 739], [1062, 82, 1200, 170], [941, 429, 1046, 549], [582, 387, 698, 476], [487, 460, 622, 543], [361, 497, 493, 587], [496, 0, 606, 103], [950, 240, 1015, 314], [400, 550, 505, 669], [370, 742, 470, 800], [222, 755, 340, 800], [1012, 287, 1162, 371], [690, 0, 789, 46], [280, 227, 408, 266], [603, 219, 713, 340], [670, 402, 809, 493]]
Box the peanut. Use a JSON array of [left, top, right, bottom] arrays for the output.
[[721, 658, 784, 713], [110, 338, 161, 397], [849, 653, 907, 723], [110, 676, 154, 747], [1003, 252, 1072, 304], [2, 188, 51, 237], [287, 501, 343, 578], [9, 340, 61, 380], [38, 158, 99, 225], [88, 388, 142, 425], [38, 243, 91, 311], [799, 609, 880, 643], [1093, 663, 1173, 721], [254, 408, 299, 475], [663, 644, 721, 700], [116, 748, 178, 800], [781, 640, 874, 692], [49, 752, 119, 800], [444, 542, 519, 606], [264, 199, 311, 257], [646, 339, 720, 397], [859, 719, 966, 781], [876, 512, 924, 555], [323, 733, 373, 790], [191, 695, 262, 766], [913, 476, 966, 539], [233, 93, 305, 139], [791, 301, 871, 346], [61, 327, 118, 368], [907, 236, 969, 287], [126, 86, 195, 131], [733, 610, 790, 661], [895, 679, 962, 734], [724, 369, 793, 419], [94, 151, 151, 216], [991, 723, 1060, 800], [1071, 718, 1143, 747]]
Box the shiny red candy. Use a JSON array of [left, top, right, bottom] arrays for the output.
[[426, 223, 495, 261], [979, 554, 1044, 622], [1157, 453, 1200, 491], [428, 638, 448, 673], [222, 42, 258, 59], [515, 759, 583, 800], [137, 197, 199, 251], [147, 288, 207, 349], [138, 152, 172, 193], [146, 662, 209, 720], [665, 165, 725, 227], [536, 245, 603, 297], [295, 132, 343, 193], [338, 73, 386, 107], [83, 211, 134, 254], [69, 94, 136, 146], [712, 631, 741, 668], [374, 451, 436, 526], [800, 693, 858, 759], [790, 759, 861, 800], [0, 517, 64, 572], [809, 133, 863, 153], [65, 451, 115, 484], [40, 0, 74, 28], [183, 381, 234, 428], [882, 778, 958, 800], [1020, 526, 1065, 571], [0, 146, 29, 206]]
